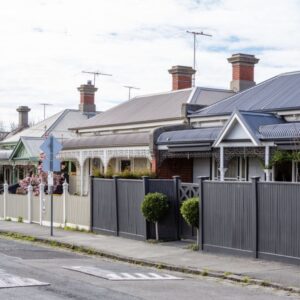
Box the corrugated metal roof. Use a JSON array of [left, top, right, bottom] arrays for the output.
[[62, 132, 150, 150], [191, 71, 300, 117], [157, 127, 221, 145], [72, 87, 233, 130], [0, 150, 12, 160], [259, 122, 300, 140], [1, 109, 96, 144]]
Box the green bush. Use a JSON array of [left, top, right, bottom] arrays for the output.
[[180, 197, 199, 229], [141, 192, 169, 223], [141, 192, 169, 241], [92, 169, 156, 179]]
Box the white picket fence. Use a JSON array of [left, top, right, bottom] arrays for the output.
[[0, 183, 90, 230]]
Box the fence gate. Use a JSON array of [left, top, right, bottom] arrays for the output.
[[179, 182, 199, 241]]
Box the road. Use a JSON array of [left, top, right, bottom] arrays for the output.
[[0, 238, 298, 300]]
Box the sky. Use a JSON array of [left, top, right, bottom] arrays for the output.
[[1, 0, 300, 128]]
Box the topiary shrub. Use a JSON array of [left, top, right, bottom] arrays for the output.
[[141, 192, 169, 240], [180, 197, 199, 245]]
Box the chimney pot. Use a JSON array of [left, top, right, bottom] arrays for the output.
[[16, 106, 30, 128], [77, 83, 97, 113], [227, 53, 259, 92], [168, 65, 196, 90]]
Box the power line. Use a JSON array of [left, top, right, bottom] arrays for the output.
[[82, 70, 112, 86], [123, 85, 140, 100], [186, 30, 212, 87]]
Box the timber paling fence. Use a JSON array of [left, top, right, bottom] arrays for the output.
[[0, 182, 90, 230]]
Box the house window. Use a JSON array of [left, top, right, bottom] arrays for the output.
[[121, 160, 131, 172]]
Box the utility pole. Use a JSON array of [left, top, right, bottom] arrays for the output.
[[82, 71, 112, 86], [123, 85, 140, 100], [186, 30, 212, 87], [40, 103, 52, 120]]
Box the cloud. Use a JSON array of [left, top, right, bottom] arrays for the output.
[[0, 0, 300, 128]]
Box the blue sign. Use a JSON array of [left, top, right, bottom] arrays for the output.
[[40, 135, 62, 172]]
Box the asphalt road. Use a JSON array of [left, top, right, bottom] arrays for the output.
[[0, 238, 298, 300]]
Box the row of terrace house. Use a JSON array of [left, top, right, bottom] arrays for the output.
[[58, 64, 235, 194], [157, 54, 300, 183], [2, 52, 300, 196]]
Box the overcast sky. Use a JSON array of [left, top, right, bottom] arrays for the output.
[[1, 0, 300, 128]]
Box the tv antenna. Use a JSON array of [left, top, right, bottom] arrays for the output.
[[186, 30, 212, 87], [82, 71, 112, 86], [40, 103, 52, 120], [123, 85, 140, 100]]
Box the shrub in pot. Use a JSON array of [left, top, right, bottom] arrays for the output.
[[141, 192, 169, 241]]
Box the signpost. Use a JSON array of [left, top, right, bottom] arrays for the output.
[[40, 135, 62, 236]]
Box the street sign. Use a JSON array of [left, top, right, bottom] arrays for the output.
[[40, 135, 62, 172], [39, 135, 63, 237]]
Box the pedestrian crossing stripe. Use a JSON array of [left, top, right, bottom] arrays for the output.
[[0, 273, 49, 289], [64, 266, 183, 281]]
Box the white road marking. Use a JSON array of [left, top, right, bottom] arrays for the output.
[[64, 266, 183, 281], [0, 271, 49, 289]]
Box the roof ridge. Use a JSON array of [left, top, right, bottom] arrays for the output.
[[133, 87, 193, 99]]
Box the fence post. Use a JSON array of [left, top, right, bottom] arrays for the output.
[[3, 182, 8, 220], [113, 176, 119, 236], [63, 180, 69, 227], [173, 176, 181, 240], [90, 176, 94, 231], [39, 183, 45, 225], [142, 176, 150, 239], [27, 184, 33, 223], [251, 176, 260, 259], [198, 176, 209, 250]]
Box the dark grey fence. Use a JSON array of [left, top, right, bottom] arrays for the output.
[[91, 176, 181, 241], [200, 178, 300, 264]]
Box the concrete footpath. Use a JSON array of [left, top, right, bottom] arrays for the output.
[[0, 221, 299, 291]]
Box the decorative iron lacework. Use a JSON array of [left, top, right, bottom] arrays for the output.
[[179, 182, 199, 201], [213, 147, 267, 167]]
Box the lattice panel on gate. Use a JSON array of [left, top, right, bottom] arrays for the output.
[[179, 183, 199, 201]]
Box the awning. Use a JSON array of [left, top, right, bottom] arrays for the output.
[[62, 132, 150, 150]]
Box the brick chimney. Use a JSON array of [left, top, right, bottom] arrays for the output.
[[227, 53, 259, 92], [168, 66, 196, 90], [77, 80, 97, 113], [16, 106, 30, 128]]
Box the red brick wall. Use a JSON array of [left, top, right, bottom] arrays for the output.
[[80, 94, 94, 105], [156, 158, 193, 182], [232, 65, 254, 81], [172, 75, 192, 90]]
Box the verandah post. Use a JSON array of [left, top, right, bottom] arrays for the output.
[[198, 176, 209, 250], [90, 176, 94, 232]]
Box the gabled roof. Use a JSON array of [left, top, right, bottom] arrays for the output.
[[190, 71, 300, 118], [213, 111, 284, 147], [1, 109, 96, 145], [9, 137, 44, 161], [71, 87, 234, 131]]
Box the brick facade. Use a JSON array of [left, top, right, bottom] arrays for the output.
[[156, 158, 193, 182]]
